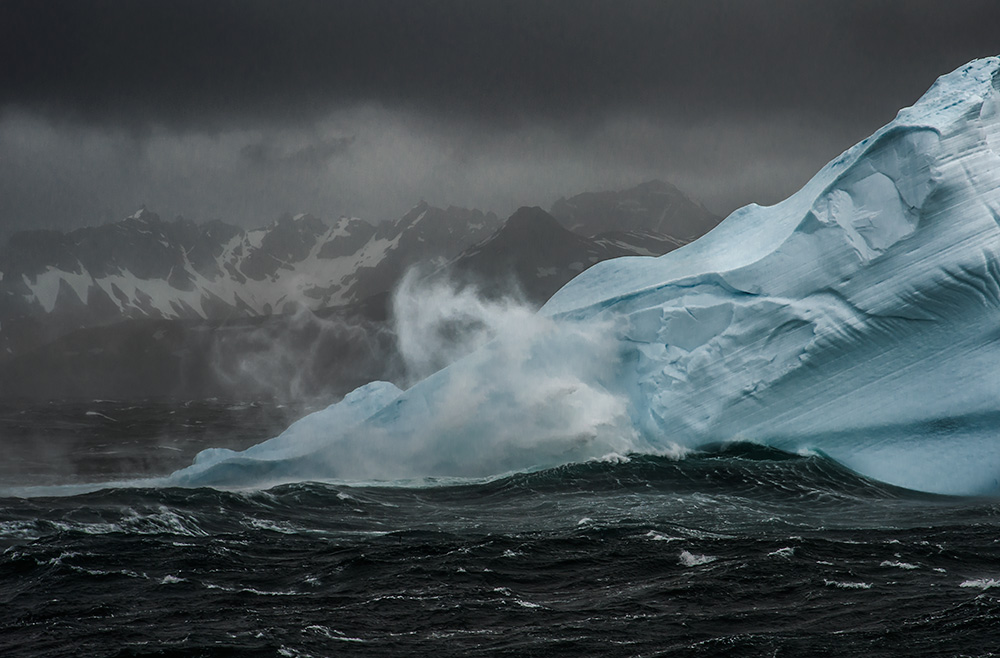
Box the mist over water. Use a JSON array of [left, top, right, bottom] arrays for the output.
[[208, 304, 398, 406]]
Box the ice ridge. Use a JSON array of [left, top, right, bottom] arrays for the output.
[[171, 57, 1000, 495]]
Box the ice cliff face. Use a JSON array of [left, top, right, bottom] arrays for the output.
[[173, 57, 1000, 495], [542, 57, 1000, 494]]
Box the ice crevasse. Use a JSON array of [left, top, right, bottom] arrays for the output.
[[172, 58, 1000, 495]]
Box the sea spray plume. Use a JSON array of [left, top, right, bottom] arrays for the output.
[[378, 304, 641, 478], [171, 276, 641, 486], [173, 56, 1000, 495], [392, 268, 534, 384]]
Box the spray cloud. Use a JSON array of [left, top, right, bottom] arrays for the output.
[[175, 270, 645, 485]]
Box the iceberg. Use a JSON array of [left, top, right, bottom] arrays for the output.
[[172, 57, 1000, 496]]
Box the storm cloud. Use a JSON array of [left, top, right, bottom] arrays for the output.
[[2, 0, 999, 235]]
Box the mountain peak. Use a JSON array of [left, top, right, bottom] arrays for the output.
[[550, 180, 718, 240], [125, 207, 162, 225], [504, 206, 562, 232]]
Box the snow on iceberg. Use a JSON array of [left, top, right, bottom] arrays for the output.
[[172, 57, 1000, 495]]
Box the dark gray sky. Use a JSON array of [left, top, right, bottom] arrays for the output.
[[2, 0, 998, 236]]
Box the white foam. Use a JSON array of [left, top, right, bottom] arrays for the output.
[[84, 411, 117, 422], [303, 625, 366, 642], [679, 550, 717, 567], [824, 580, 873, 590]]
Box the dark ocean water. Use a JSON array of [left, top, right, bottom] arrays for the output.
[[1, 401, 999, 657]]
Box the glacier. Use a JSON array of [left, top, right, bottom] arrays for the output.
[[171, 57, 1000, 496]]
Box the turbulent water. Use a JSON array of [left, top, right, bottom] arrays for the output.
[[2, 401, 999, 657]]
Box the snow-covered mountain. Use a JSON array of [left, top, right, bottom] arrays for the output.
[[0, 204, 498, 322], [172, 57, 1000, 497], [0, 204, 500, 354]]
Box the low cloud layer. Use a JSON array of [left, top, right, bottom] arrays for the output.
[[0, 103, 885, 234], [2, 1, 999, 236]]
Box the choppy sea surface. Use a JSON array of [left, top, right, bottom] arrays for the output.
[[1, 400, 998, 657]]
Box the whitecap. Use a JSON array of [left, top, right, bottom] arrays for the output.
[[84, 411, 117, 422], [824, 579, 872, 590], [679, 550, 717, 567], [303, 625, 365, 642], [514, 599, 543, 609]]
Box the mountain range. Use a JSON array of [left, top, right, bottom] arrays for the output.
[[0, 181, 719, 399]]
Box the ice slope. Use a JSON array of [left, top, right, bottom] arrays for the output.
[[172, 57, 1000, 495]]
